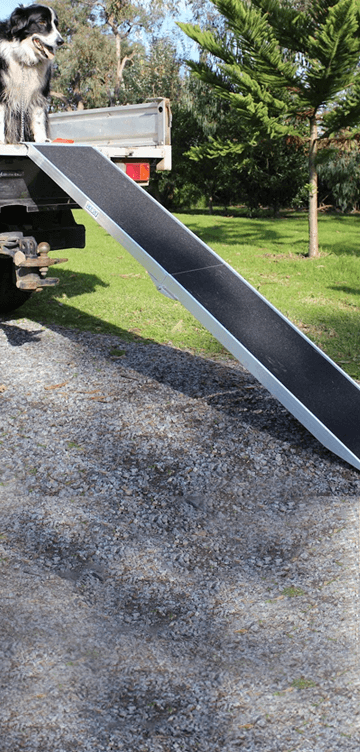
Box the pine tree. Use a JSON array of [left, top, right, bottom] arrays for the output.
[[179, 0, 360, 256]]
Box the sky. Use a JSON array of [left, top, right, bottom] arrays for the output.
[[1, 0, 19, 17]]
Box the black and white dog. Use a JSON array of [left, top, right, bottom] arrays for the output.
[[0, 4, 63, 143]]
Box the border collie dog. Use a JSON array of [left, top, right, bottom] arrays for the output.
[[0, 4, 63, 143]]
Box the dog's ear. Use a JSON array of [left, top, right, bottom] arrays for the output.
[[9, 6, 29, 37]]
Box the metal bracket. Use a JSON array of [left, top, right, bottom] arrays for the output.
[[0, 232, 67, 291], [148, 271, 179, 301]]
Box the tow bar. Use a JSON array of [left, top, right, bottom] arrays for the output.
[[0, 232, 67, 291]]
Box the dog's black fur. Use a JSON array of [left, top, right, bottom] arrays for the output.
[[0, 4, 63, 143]]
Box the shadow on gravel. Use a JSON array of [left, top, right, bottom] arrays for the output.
[[1, 312, 358, 476], [0, 322, 45, 346], [46, 322, 360, 476], [0, 319, 359, 750]]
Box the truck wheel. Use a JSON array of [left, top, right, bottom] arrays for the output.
[[0, 258, 33, 314]]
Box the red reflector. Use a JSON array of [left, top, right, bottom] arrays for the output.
[[125, 162, 150, 181], [52, 138, 75, 143]]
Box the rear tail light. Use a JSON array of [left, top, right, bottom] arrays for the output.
[[125, 163, 150, 182]]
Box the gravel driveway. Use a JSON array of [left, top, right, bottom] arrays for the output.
[[0, 317, 359, 751]]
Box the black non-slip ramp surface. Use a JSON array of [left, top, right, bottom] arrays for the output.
[[28, 144, 360, 470]]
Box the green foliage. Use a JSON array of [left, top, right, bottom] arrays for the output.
[[126, 38, 182, 103], [51, 24, 118, 109], [317, 146, 360, 211], [46, 2, 360, 218], [50, 0, 181, 109], [178, 0, 360, 255], [150, 70, 308, 215], [179, 0, 360, 138], [234, 137, 308, 215]]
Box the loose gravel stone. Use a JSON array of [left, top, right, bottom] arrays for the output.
[[0, 318, 359, 751]]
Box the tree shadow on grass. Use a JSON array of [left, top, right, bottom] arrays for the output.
[[178, 212, 360, 257], [183, 217, 309, 253], [30, 266, 109, 298], [328, 285, 360, 296], [1, 268, 148, 343]]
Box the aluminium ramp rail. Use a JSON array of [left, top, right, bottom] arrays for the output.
[[28, 143, 360, 471]]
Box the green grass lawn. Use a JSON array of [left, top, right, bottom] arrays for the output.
[[12, 208, 360, 379]]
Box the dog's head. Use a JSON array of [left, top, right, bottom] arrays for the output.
[[9, 4, 64, 63]]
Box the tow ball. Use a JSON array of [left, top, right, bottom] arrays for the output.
[[0, 232, 67, 291]]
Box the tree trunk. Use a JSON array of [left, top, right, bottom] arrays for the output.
[[73, 72, 84, 110], [116, 32, 122, 89], [113, 30, 135, 102], [308, 116, 319, 257]]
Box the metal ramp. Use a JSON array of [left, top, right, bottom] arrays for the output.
[[28, 143, 360, 471]]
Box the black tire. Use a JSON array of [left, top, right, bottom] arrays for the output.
[[0, 258, 33, 314]]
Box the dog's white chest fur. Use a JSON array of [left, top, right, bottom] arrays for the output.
[[1, 50, 49, 110]]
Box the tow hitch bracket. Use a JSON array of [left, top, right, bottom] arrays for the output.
[[0, 233, 67, 291]]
